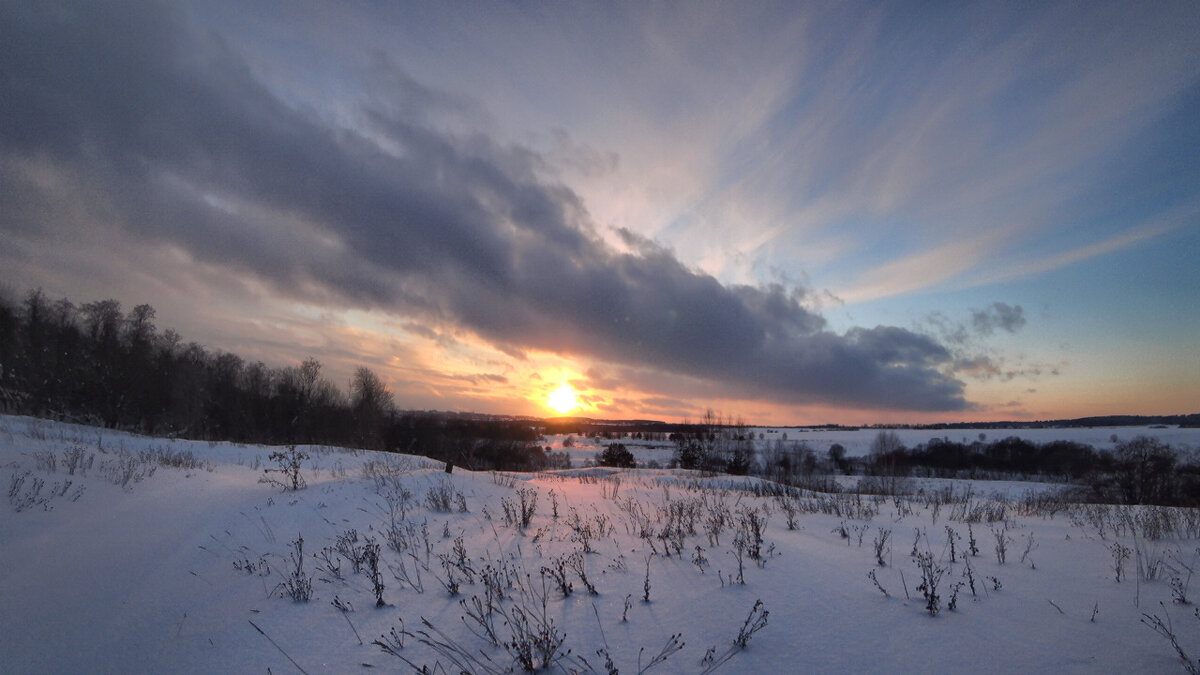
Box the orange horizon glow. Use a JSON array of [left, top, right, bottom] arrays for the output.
[[222, 308, 1195, 428]]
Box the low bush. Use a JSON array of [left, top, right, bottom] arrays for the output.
[[598, 443, 635, 468]]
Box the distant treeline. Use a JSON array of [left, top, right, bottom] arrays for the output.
[[860, 432, 1200, 506], [3, 288, 1197, 487], [0, 289, 563, 471], [543, 417, 674, 436], [880, 414, 1200, 430]]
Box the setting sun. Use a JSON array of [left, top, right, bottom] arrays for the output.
[[546, 383, 580, 415]]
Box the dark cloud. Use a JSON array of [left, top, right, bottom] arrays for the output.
[[972, 302, 1026, 335], [923, 304, 1043, 384], [640, 397, 700, 412], [0, 1, 969, 412], [921, 311, 971, 345], [954, 355, 1002, 380], [583, 368, 627, 392], [953, 353, 1062, 383], [925, 303, 1026, 346], [399, 321, 459, 349], [601, 396, 702, 420]]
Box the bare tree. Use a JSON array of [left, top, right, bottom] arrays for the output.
[[1114, 437, 1178, 505], [351, 366, 394, 449], [869, 430, 907, 488]]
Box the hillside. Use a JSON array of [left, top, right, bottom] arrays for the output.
[[3, 414, 1198, 673]]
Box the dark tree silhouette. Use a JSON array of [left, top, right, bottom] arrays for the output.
[[351, 366, 394, 450]]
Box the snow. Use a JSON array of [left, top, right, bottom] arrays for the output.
[[755, 425, 1200, 457], [3, 414, 1198, 673], [545, 425, 1200, 469]]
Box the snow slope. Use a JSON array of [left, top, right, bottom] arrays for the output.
[[2, 414, 1198, 673]]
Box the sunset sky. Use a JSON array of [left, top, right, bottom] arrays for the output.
[[2, 1, 1198, 424]]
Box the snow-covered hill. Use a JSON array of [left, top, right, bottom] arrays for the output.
[[2, 414, 1197, 673]]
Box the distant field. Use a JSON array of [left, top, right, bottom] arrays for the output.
[[546, 425, 1200, 466]]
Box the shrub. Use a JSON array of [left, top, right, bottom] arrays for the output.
[[700, 600, 769, 672], [364, 542, 385, 607], [874, 528, 892, 567], [673, 437, 708, 471], [502, 487, 539, 529], [598, 443, 635, 468], [1142, 604, 1199, 674], [915, 552, 945, 616], [1114, 437, 1179, 505], [425, 478, 463, 512], [276, 535, 314, 602], [261, 446, 307, 491]]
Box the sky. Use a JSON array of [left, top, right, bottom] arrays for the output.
[[2, 0, 1198, 425]]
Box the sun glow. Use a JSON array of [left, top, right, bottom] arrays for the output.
[[546, 383, 580, 415]]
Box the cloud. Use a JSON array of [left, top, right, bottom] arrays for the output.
[[677, 1, 1200, 301], [971, 303, 1026, 335], [922, 304, 1052, 384], [837, 229, 1013, 305], [399, 321, 458, 348], [923, 302, 1025, 347], [971, 208, 1197, 288], [953, 354, 1055, 383], [0, 1, 969, 413], [445, 373, 509, 386], [954, 356, 1002, 381]]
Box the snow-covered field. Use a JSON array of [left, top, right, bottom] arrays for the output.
[[546, 425, 1200, 478], [546, 425, 1200, 467], [761, 425, 1200, 457], [4, 414, 1200, 673]]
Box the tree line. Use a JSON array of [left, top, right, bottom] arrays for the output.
[[0, 289, 557, 470], [861, 431, 1200, 506], [0, 289, 398, 446], [609, 423, 1200, 506]]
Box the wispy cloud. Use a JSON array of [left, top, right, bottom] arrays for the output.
[[837, 229, 1013, 304], [631, 1, 1200, 301], [972, 205, 1197, 287]]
